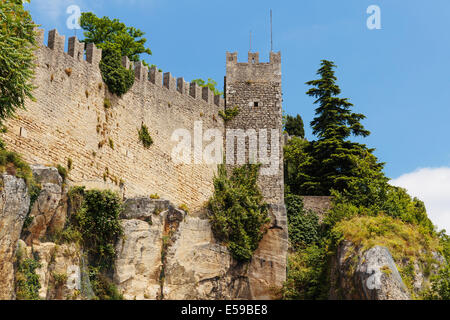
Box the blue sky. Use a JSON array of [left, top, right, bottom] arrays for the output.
[[26, 0, 450, 231]]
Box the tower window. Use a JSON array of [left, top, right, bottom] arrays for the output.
[[254, 102, 259, 107]]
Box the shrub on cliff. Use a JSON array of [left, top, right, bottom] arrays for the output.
[[425, 264, 450, 300], [282, 245, 329, 300], [67, 187, 123, 271], [0, 0, 36, 122], [0, 149, 34, 187], [65, 187, 124, 300], [208, 164, 270, 262], [15, 246, 41, 300]]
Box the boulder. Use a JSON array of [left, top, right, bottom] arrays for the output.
[[330, 241, 411, 300], [356, 246, 410, 300]]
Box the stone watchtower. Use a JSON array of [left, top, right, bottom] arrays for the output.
[[225, 51, 288, 299]]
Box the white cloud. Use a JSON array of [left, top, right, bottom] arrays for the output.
[[390, 167, 450, 233], [27, 0, 89, 29]]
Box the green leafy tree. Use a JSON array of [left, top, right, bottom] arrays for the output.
[[208, 164, 270, 262], [99, 47, 134, 96], [80, 12, 152, 96], [426, 265, 450, 300], [80, 12, 151, 62], [191, 78, 223, 96], [296, 60, 384, 195], [0, 0, 36, 122], [15, 257, 41, 300], [284, 114, 305, 138], [284, 136, 315, 195]]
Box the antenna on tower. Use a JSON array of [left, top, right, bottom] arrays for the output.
[[250, 30, 252, 52], [270, 9, 273, 52]]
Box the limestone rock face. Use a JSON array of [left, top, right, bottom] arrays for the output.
[[17, 240, 81, 300], [115, 197, 287, 300], [121, 197, 170, 220], [356, 246, 410, 300], [114, 218, 164, 300], [330, 241, 411, 300], [24, 165, 66, 244], [163, 216, 242, 300], [247, 205, 288, 300], [0, 174, 30, 300]]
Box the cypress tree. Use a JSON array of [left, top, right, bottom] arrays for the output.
[[300, 60, 383, 195]]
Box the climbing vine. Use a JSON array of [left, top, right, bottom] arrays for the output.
[[208, 164, 269, 262]]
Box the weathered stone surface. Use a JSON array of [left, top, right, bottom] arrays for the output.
[[356, 246, 410, 300], [24, 166, 66, 245], [302, 196, 332, 222], [114, 217, 165, 300], [330, 241, 411, 300], [17, 240, 81, 300], [0, 174, 30, 300], [4, 36, 224, 212], [31, 165, 63, 186], [122, 197, 170, 220], [247, 204, 288, 299], [163, 216, 237, 300]]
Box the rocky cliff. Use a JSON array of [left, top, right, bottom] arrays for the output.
[[0, 165, 285, 300], [1, 165, 444, 300]]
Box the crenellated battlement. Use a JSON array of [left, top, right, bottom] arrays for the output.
[[36, 28, 103, 66], [226, 51, 281, 83], [34, 28, 224, 107]]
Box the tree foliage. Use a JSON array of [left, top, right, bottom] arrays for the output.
[[68, 187, 123, 272], [282, 245, 329, 300], [285, 193, 320, 250], [99, 47, 134, 96], [80, 12, 152, 96], [284, 114, 305, 138], [285, 60, 384, 196], [282, 59, 446, 300], [80, 12, 151, 62], [0, 0, 36, 122], [191, 78, 223, 96], [208, 164, 270, 262]]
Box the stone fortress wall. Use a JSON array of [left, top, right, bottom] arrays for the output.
[[3, 28, 225, 213], [1, 27, 291, 300]]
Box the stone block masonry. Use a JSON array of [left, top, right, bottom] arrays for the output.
[[225, 51, 288, 299], [3, 29, 225, 213], [3, 29, 288, 300]]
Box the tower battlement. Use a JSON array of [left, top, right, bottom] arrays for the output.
[[226, 51, 281, 83]]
